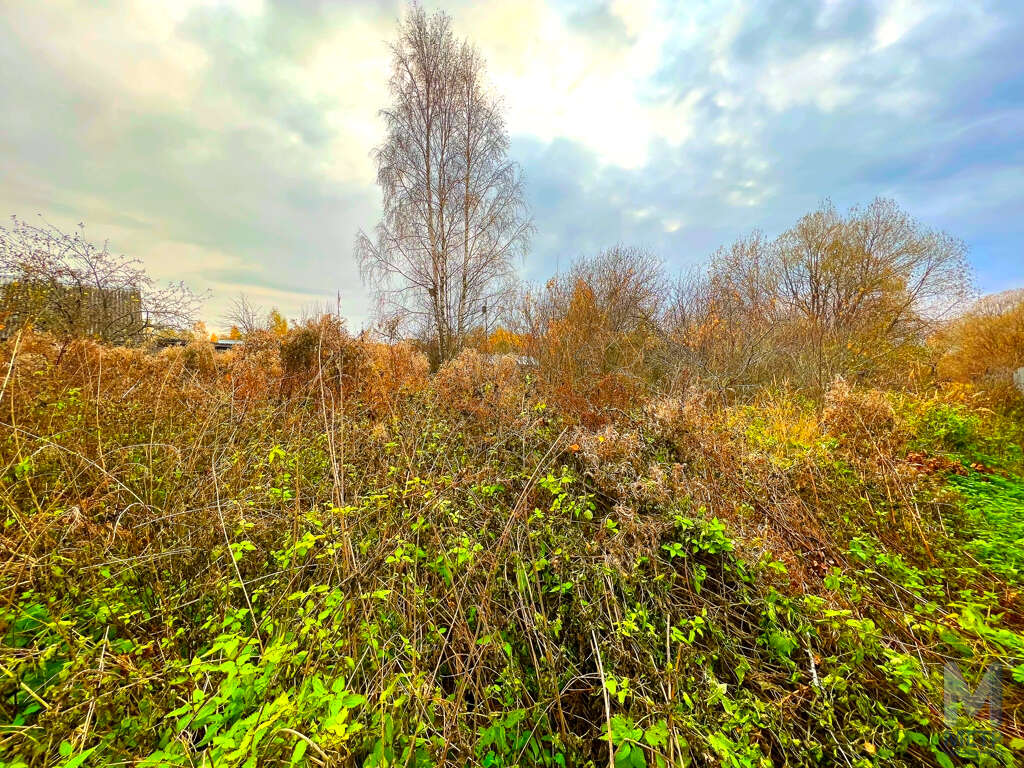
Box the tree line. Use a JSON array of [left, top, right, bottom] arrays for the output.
[[1, 6, 1019, 404], [349, 9, 1004, 400], [510, 199, 982, 403]]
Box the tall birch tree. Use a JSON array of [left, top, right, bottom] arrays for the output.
[[356, 7, 530, 363]]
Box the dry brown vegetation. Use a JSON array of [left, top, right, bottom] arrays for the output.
[[501, 198, 982, 428], [937, 289, 1024, 402], [1, 297, 1023, 766]]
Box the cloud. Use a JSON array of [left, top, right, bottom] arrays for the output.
[[565, 3, 635, 48], [519, 0, 1024, 290], [0, 0, 389, 327], [1, 0, 1022, 332]]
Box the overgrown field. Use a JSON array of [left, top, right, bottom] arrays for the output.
[[2, 333, 1023, 767]]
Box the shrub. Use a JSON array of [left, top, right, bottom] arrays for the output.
[[821, 378, 896, 446], [937, 289, 1024, 404], [434, 348, 527, 424]]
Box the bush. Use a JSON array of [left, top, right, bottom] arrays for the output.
[[937, 289, 1024, 405], [821, 378, 895, 446], [434, 348, 528, 423]]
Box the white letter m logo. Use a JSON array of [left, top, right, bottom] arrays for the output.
[[944, 662, 1002, 726]]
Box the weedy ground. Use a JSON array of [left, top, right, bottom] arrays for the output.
[[1, 334, 1023, 767]]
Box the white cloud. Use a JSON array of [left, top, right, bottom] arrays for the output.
[[5, 1, 208, 110], [448, 0, 692, 168], [3, 0, 1023, 328], [756, 44, 859, 112], [304, 14, 393, 184], [874, 0, 930, 49]]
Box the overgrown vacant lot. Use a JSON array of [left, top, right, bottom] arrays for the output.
[[2, 333, 1023, 767]]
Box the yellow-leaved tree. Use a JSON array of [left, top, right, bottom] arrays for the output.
[[268, 308, 288, 338], [937, 289, 1024, 400]]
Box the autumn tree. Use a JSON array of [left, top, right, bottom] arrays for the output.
[[268, 308, 289, 338], [937, 289, 1024, 397], [668, 199, 973, 391], [772, 198, 973, 389], [356, 7, 531, 365], [517, 246, 667, 410]]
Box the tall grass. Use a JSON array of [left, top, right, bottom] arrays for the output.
[[1, 331, 1022, 767]]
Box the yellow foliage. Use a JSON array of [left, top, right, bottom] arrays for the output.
[[487, 326, 523, 353], [268, 308, 289, 338], [938, 290, 1024, 400]]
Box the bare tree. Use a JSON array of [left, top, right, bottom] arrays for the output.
[[774, 198, 973, 388], [224, 293, 265, 337], [663, 234, 781, 389], [0, 216, 200, 345], [356, 7, 531, 365], [665, 199, 974, 391]]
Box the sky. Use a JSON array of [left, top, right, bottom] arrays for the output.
[[2, 0, 1022, 331]]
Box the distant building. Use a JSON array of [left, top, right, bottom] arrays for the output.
[[1, 279, 143, 342], [152, 337, 244, 352], [154, 336, 187, 348]]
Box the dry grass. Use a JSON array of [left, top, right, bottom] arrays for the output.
[[1, 330, 1022, 767]]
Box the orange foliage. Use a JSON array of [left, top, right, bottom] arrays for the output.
[[528, 277, 656, 425], [360, 340, 430, 411], [937, 290, 1024, 401], [486, 326, 524, 354]]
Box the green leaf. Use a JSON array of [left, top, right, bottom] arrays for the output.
[[339, 692, 366, 708], [615, 743, 646, 768], [59, 746, 98, 768], [904, 731, 928, 747], [938, 628, 973, 657], [609, 715, 642, 743], [766, 629, 798, 658], [289, 739, 308, 767], [643, 720, 668, 749]]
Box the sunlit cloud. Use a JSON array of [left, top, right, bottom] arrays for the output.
[[1, 0, 1022, 330]]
